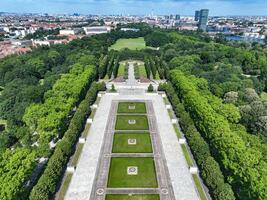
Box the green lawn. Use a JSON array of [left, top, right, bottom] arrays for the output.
[[107, 157, 158, 188], [105, 194, 160, 200], [112, 133, 152, 153], [70, 143, 84, 166], [109, 37, 146, 51], [56, 173, 73, 200], [181, 144, 193, 166], [115, 115, 149, 130], [192, 174, 208, 200], [173, 125, 183, 139], [118, 63, 125, 76], [117, 102, 146, 113], [138, 64, 147, 77]]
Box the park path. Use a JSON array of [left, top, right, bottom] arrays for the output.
[[126, 62, 138, 86]]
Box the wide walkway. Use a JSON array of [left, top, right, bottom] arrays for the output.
[[65, 93, 199, 200]]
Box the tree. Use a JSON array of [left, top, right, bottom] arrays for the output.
[[147, 84, 154, 92]]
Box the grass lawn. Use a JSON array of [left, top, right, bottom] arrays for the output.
[[115, 115, 149, 130], [118, 63, 125, 77], [112, 133, 152, 153], [109, 37, 146, 51], [192, 174, 207, 200], [181, 144, 193, 166], [173, 125, 183, 139], [107, 157, 158, 188], [56, 173, 73, 200], [70, 143, 84, 166], [138, 64, 147, 77], [117, 102, 146, 113], [105, 194, 160, 200]]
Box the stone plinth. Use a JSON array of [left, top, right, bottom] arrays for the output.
[[79, 137, 86, 144], [87, 118, 93, 124], [166, 105, 171, 109], [179, 138, 186, 144], [127, 166, 138, 175], [67, 166, 76, 173], [189, 166, 198, 174], [171, 119, 178, 124], [128, 119, 136, 124], [128, 138, 137, 145]]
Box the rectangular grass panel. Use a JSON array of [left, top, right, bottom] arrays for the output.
[[115, 115, 149, 130], [105, 194, 160, 200], [112, 133, 152, 153], [107, 157, 158, 188], [117, 102, 146, 114]]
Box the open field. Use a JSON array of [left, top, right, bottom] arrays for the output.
[[117, 102, 146, 113], [105, 194, 160, 200], [112, 133, 152, 153], [107, 157, 158, 188], [115, 115, 149, 130], [109, 37, 146, 51]]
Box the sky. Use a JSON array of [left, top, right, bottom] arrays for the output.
[[0, 0, 267, 16]]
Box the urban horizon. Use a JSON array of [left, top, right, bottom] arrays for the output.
[[1, 0, 267, 16]]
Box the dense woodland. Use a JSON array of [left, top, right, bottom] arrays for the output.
[[0, 23, 267, 199]]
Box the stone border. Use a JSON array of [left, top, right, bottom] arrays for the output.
[[89, 100, 175, 200]]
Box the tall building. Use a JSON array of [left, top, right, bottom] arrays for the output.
[[175, 14, 181, 20], [194, 10, 200, 21], [198, 9, 209, 31]]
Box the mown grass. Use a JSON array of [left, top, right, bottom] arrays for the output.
[[56, 173, 73, 200], [118, 63, 125, 77], [192, 174, 208, 200], [117, 102, 146, 113], [115, 115, 149, 130], [107, 157, 158, 188], [112, 133, 152, 153], [109, 37, 146, 51], [181, 144, 194, 166], [105, 194, 160, 200], [138, 64, 147, 77], [70, 143, 84, 166]]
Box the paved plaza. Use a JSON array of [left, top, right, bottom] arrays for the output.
[[65, 62, 199, 200]]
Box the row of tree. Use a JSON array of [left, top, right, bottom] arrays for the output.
[[170, 70, 267, 200], [159, 83, 235, 200], [29, 82, 106, 200], [23, 60, 96, 156]]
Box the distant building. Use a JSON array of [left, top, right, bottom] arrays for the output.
[[121, 28, 140, 32], [59, 28, 81, 35], [83, 26, 110, 35], [198, 9, 209, 31], [175, 15, 181, 20], [195, 10, 200, 21]]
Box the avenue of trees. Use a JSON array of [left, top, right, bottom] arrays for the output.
[[159, 83, 235, 200], [29, 82, 106, 200], [170, 70, 266, 200]]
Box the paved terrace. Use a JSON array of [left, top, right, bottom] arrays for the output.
[[65, 93, 199, 200]]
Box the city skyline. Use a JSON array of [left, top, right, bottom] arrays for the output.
[[0, 0, 267, 16]]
